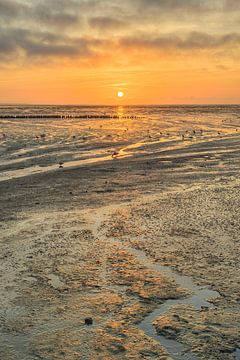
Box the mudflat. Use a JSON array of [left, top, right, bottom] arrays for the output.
[[0, 106, 240, 359]]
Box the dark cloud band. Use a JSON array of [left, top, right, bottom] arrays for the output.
[[0, 0, 239, 64], [121, 32, 240, 50]]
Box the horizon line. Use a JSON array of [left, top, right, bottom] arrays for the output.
[[0, 103, 239, 107]]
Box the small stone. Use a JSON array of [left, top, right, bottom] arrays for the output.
[[85, 318, 93, 325]]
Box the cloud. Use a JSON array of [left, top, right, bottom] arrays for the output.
[[136, 0, 207, 11], [0, 27, 106, 59], [120, 31, 240, 50], [135, 0, 240, 12], [0, 0, 240, 66], [88, 16, 128, 30], [0, 0, 27, 20], [0, 0, 82, 28], [35, 7, 81, 27], [1, 26, 239, 64]]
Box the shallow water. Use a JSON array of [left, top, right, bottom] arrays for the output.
[[85, 205, 224, 360], [1, 105, 239, 183], [234, 349, 240, 360], [113, 238, 220, 360]]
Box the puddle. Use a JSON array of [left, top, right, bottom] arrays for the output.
[[0, 333, 30, 359], [0, 153, 121, 182], [234, 349, 240, 360], [0, 147, 132, 182], [0, 135, 220, 182]]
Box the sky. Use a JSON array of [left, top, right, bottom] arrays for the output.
[[0, 0, 240, 105]]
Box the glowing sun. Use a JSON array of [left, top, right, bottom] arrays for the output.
[[117, 91, 124, 98]]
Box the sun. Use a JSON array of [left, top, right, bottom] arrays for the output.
[[117, 91, 124, 98]]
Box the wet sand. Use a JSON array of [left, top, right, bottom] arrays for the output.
[[0, 110, 240, 359]]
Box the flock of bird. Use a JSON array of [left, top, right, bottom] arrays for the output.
[[1, 121, 239, 170]]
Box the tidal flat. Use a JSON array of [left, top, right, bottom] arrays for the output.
[[0, 105, 239, 359]]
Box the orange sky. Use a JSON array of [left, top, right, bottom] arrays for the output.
[[0, 0, 240, 104]]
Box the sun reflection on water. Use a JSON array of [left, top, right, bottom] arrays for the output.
[[117, 106, 124, 118]]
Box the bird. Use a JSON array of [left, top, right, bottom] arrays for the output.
[[111, 151, 119, 158], [59, 162, 64, 168]]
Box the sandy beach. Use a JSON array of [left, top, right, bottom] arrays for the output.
[[0, 105, 240, 360]]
